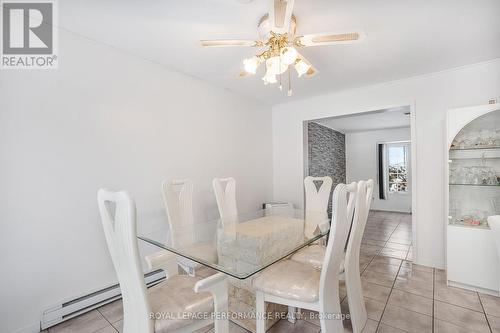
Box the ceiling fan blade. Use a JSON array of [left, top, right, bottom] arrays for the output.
[[269, 0, 295, 34], [200, 39, 260, 47], [295, 31, 364, 47]]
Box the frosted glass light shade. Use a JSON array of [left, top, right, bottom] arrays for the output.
[[266, 56, 288, 75], [280, 47, 298, 65], [262, 71, 277, 84], [243, 56, 260, 74], [295, 59, 311, 77]]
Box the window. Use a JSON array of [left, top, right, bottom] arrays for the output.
[[387, 144, 409, 193]]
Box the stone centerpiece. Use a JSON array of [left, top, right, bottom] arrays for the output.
[[217, 216, 305, 332]]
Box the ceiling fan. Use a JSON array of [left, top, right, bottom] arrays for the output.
[[200, 0, 364, 96]]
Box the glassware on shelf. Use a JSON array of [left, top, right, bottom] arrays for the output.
[[448, 109, 500, 231], [449, 162, 500, 186], [449, 199, 461, 220], [487, 169, 497, 185], [450, 213, 488, 227], [451, 129, 500, 150], [490, 197, 500, 215], [495, 130, 500, 146]]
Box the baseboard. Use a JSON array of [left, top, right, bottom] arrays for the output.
[[370, 209, 411, 214], [413, 257, 445, 270], [448, 280, 500, 297], [40, 270, 165, 331]]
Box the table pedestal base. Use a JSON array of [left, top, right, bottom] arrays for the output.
[[228, 279, 287, 333]]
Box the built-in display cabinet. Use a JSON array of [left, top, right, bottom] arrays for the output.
[[446, 103, 500, 296]]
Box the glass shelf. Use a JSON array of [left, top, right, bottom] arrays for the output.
[[450, 183, 500, 187], [448, 221, 490, 229], [450, 157, 500, 160], [449, 148, 500, 160], [450, 146, 500, 151]]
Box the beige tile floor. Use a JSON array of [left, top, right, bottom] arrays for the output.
[[45, 211, 500, 333]]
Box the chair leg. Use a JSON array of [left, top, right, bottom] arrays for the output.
[[345, 266, 367, 333], [320, 288, 344, 333], [194, 273, 229, 333], [287, 306, 297, 324], [256, 291, 266, 333]]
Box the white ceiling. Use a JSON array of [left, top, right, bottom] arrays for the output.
[[314, 106, 410, 133], [56, 0, 500, 105]]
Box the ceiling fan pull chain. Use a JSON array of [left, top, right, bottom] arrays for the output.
[[288, 66, 292, 96], [279, 52, 283, 91]]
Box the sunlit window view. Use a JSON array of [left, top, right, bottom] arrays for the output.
[[388, 145, 409, 192]]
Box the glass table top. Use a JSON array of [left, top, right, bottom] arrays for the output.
[[138, 208, 330, 279]]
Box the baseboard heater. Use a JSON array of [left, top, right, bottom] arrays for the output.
[[40, 270, 165, 330]]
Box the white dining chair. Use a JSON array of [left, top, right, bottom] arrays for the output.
[[212, 177, 238, 222], [286, 176, 346, 324], [304, 176, 333, 238], [253, 183, 357, 333], [162, 179, 195, 248], [290, 179, 374, 333], [291, 177, 355, 270], [159, 179, 217, 276], [97, 189, 228, 333], [487, 215, 500, 291], [342, 179, 374, 333]]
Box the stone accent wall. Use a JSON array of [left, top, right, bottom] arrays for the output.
[[307, 122, 346, 214]]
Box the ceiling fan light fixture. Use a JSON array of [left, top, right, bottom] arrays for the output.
[[243, 56, 260, 74], [266, 56, 288, 75], [280, 47, 298, 65], [262, 71, 277, 84], [294, 58, 311, 77], [200, 0, 365, 95]]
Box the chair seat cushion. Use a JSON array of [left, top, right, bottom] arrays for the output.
[[253, 260, 321, 302], [291, 245, 345, 272], [148, 275, 213, 333], [291, 244, 325, 269]]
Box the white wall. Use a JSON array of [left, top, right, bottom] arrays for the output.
[[272, 58, 500, 269], [0, 29, 272, 333], [345, 127, 411, 213]]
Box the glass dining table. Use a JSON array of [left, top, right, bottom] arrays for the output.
[[138, 208, 330, 280], [137, 208, 330, 332]]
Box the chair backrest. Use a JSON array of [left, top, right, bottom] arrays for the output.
[[304, 176, 333, 213], [304, 176, 333, 237], [97, 189, 153, 333], [212, 177, 238, 220], [162, 179, 194, 247], [346, 179, 374, 261], [319, 183, 357, 306]]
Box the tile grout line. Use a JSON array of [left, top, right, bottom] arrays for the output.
[[433, 297, 490, 313], [374, 233, 405, 333], [432, 277, 493, 313], [96, 308, 119, 333], [432, 267, 435, 333], [382, 216, 407, 259], [374, 261, 403, 331], [477, 292, 494, 333]]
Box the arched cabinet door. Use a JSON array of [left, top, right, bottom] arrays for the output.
[[446, 103, 500, 296]]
